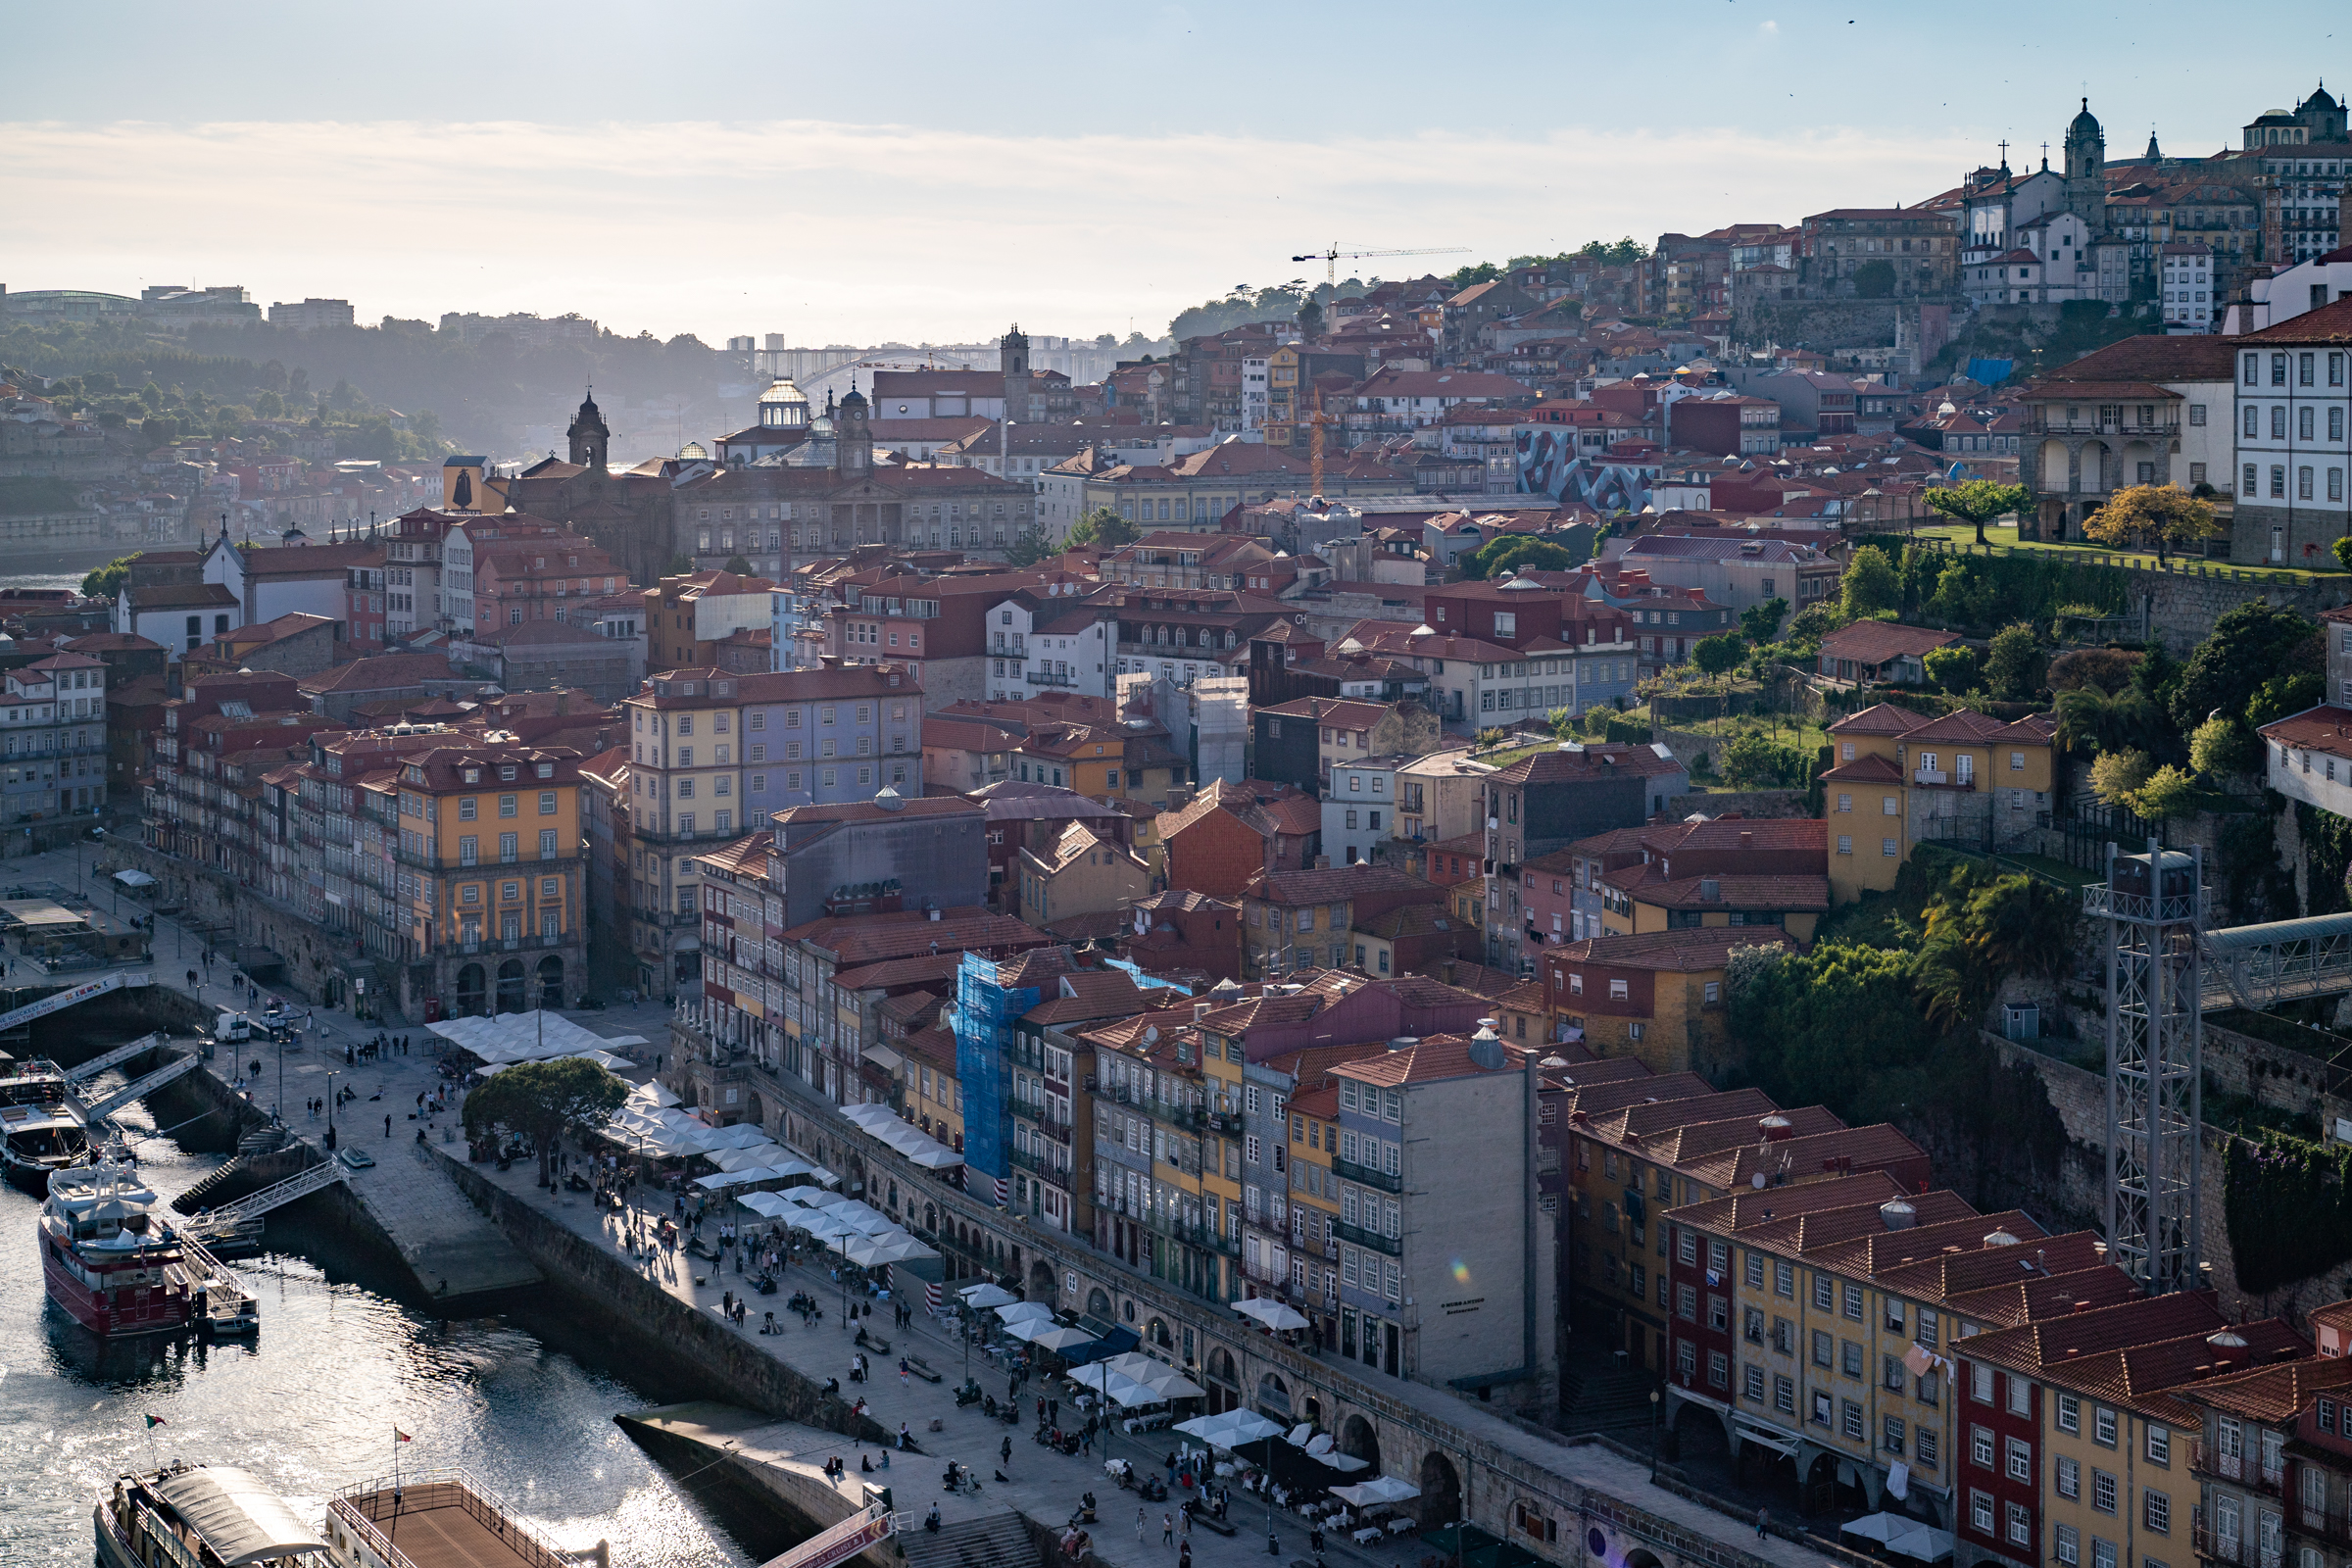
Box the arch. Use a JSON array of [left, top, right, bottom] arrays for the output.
[[1256, 1372, 1291, 1418], [924, 1202, 937, 1232], [536, 955, 564, 1009], [2080, 440, 2112, 495], [455, 963, 487, 1017], [748, 1092, 765, 1132], [1416, 1451, 1461, 1528], [1149, 1317, 1173, 1349], [1340, 1414, 1378, 1466], [887, 1179, 900, 1211], [1622, 1552, 1664, 1568], [1207, 1348, 1238, 1387], [2037, 439, 2072, 492], [1028, 1259, 1056, 1300], [496, 959, 526, 1013], [1087, 1287, 1112, 1321]]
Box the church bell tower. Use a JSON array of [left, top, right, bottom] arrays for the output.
[[567, 389, 610, 471], [834, 382, 872, 477], [2065, 98, 2108, 229], [1001, 323, 1033, 424]]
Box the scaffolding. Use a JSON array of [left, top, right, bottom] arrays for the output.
[[2085, 841, 2205, 1295]]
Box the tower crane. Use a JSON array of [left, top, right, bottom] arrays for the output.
[[1291, 244, 1472, 286]]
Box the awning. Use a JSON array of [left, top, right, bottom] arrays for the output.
[[864, 1044, 905, 1071], [1734, 1426, 1798, 1459], [112, 869, 157, 889], [151, 1467, 329, 1566]]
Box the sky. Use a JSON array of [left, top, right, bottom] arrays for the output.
[[4, 0, 2345, 347]]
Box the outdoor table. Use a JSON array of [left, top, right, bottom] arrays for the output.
[[1352, 1528, 1385, 1545]]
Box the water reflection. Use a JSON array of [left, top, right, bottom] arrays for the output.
[[0, 1089, 783, 1564]]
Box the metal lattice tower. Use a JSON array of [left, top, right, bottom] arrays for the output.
[[2087, 840, 2205, 1294]]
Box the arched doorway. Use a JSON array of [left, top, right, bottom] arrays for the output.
[[536, 955, 564, 1009], [455, 963, 487, 1016], [1623, 1551, 1664, 1568], [1340, 1414, 1379, 1466], [496, 959, 526, 1013], [1087, 1288, 1112, 1321], [1256, 1372, 1291, 1419], [1207, 1348, 1237, 1386], [748, 1093, 765, 1132], [1416, 1451, 1460, 1529], [1028, 1259, 1056, 1301]]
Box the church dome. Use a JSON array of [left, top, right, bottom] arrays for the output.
[[679, 441, 710, 461], [839, 384, 868, 410], [2070, 97, 2101, 136], [2305, 83, 2340, 112], [758, 377, 809, 429]]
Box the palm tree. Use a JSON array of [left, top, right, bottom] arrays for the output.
[[2054, 684, 2158, 755]]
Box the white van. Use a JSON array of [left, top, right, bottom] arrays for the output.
[[214, 1011, 252, 1043]]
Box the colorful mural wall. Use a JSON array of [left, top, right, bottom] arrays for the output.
[[1514, 429, 1656, 513]]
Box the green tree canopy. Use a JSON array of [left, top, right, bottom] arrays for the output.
[[2089, 748, 2154, 808], [1924, 479, 2034, 547], [461, 1057, 628, 1187], [2083, 483, 2224, 565], [1922, 645, 1981, 694], [723, 555, 754, 575], [2170, 601, 2319, 735], [1739, 597, 1789, 644], [1002, 525, 1055, 567], [1983, 622, 2041, 701], [1690, 632, 1745, 682], [80, 552, 143, 600], [2189, 714, 2262, 779], [1065, 506, 1138, 550], [1840, 546, 1900, 619], [1465, 536, 1584, 579]]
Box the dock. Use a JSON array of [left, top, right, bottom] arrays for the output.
[[338, 1138, 541, 1299]]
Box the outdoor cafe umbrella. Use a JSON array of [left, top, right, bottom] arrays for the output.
[[1175, 1410, 1290, 1548], [1233, 1298, 1312, 1332], [996, 1299, 1054, 1327], [960, 1282, 1017, 1308], [1332, 1476, 1421, 1507], [1135, 1366, 1206, 1400], [1029, 1324, 1097, 1353]]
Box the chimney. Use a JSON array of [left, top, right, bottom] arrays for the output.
[[1313, 855, 1330, 870], [1739, 830, 1752, 848], [1758, 1114, 1794, 1143], [1194, 1001, 1211, 1022], [1441, 959, 1457, 984]]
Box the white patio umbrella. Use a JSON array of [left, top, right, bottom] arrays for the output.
[[996, 1299, 1054, 1327], [1234, 1298, 1312, 1331], [999, 1317, 1049, 1344], [959, 1282, 1017, 1308], [1030, 1325, 1098, 1352], [858, 1235, 939, 1266], [1332, 1476, 1421, 1506], [1174, 1409, 1286, 1450], [1136, 1366, 1206, 1400]]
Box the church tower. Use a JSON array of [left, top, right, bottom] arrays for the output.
[[834, 381, 872, 477], [566, 389, 610, 471], [1001, 323, 1033, 424], [2064, 99, 2107, 229]]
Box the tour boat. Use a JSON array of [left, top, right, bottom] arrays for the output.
[[96, 1463, 329, 1568], [0, 1056, 90, 1192], [40, 1157, 256, 1338]]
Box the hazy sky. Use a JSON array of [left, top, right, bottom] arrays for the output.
[[5, 0, 2344, 346]]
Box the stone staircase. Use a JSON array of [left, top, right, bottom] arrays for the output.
[[902, 1509, 1040, 1568], [1558, 1360, 1658, 1436]]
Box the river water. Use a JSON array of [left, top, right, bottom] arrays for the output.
[[0, 1078, 792, 1565]]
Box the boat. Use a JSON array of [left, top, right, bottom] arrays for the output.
[[0, 1055, 90, 1191], [40, 1156, 259, 1338], [97, 1462, 329, 1568]]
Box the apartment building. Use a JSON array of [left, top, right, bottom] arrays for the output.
[[378, 741, 588, 1017], [1327, 1025, 1552, 1409], [1592, 817, 1831, 945], [0, 650, 109, 821], [1081, 1004, 1237, 1304], [1542, 927, 1796, 1072], [1823, 704, 2059, 904], [1008, 966, 1175, 1237]]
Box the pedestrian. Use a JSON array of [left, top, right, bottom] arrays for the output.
[[384, 1113, 391, 1139], [1162, 1513, 1174, 1546], [1180, 1541, 1192, 1568], [1755, 1507, 1769, 1541], [1182, 1507, 1192, 1539], [900, 1358, 909, 1389], [1309, 1527, 1323, 1554], [1137, 1508, 1148, 1542]]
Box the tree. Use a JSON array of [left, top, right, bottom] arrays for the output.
[[1446, 261, 1502, 288], [2082, 483, 2223, 566], [1296, 299, 1325, 342], [723, 555, 754, 575], [1740, 597, 1790, 644], [1983, 622, 2040, 701], [1690, 632, 1745, 685], [2089, 748, 2154, 808], [2246, 671, 2326, 730], [1853, 260, 1896, 299], [2170, 601, 2320, 736], [1924, 479, 2034, 548], [2189, 714, 2263, 778], [2055, 682, 2160, 755], [1465, 536, 1583, 579], [1916, 870, 2080, 1031], [1002, 525, 1054, 567], [80, 552, 143, 600], [1840, 546, 1899, 619], [2128, 762, 2200, 823], [461, 1057, 628, 1188], [1065, 506, 1137, 551], [2047, 646, 2141, 694], [1922, 645, 1981, 694]]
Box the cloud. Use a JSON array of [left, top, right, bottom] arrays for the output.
[[0, 118, 1982, 343], [1759, 19, 1779, 34]]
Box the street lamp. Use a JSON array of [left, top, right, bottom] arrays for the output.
[[325, 1069, 340, 1146], [1648, 1388, 1662, 1483]]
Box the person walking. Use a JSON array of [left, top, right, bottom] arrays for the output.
[[1755, 1507, 1770, 1541], [1179, 1541, 1192, 1568], [1162, 1513, 1174, 1546], [1137, 1508, 1148, 1542], [384, 1113, 391, 1138], [1000, 1435, 1012, 1466]]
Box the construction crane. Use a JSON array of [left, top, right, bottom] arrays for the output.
[[1291, 244, 1472, 286]]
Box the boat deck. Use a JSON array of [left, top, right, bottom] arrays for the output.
[[340, 1483, 558, 1568]]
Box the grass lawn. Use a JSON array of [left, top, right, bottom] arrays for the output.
[[1882, 521, 2350, 586]]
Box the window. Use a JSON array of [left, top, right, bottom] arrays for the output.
[[1972, 1426, 1994, 1469], [2057, 1394, 2080, 1433], [1744, 1364, 1766, 1402], [1813, 1273, 1835, 1311], [1842, 1399, 1865, 1441], [1918, 1427, 1937, 1470], [1775, 1260, 1794, 1297], [2146, 1424, 2170, 1464], [2056, 1525, 2080, 1567], [2094, 1406, 2116, 1447], [2093, 1470, 2117, 1514], [2008, 1374, 2031, 1417], [2007, 1503, 2033, 1547], [1884, 1414, 1906, 1455], [2145, 1490, 2169, 1535], [1812, 1329, 1833, 1367], [539, 791, 557, 814], [1842, 1340, 1863, 1378], [2006, 1437, 2032, 1482], [1775, 1375, 1795, 1414], [1884, 1354, 1907, 1392], [2057, 1456, 2081, 1499], [1971, 1492, 1994, 1534], [1971, 1362, 1993, 1403]]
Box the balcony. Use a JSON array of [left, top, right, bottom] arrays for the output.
[[1208, 1110, 1243, 1136], [1026, 669, 1080, 688], [1334, 1156, 1401, 1194], [2294, 1503, 2352, 1550], [2193, 1443, 2284, 1494], [1336, 1219, 1401, 1256], [1912, 769, 1975, 791]]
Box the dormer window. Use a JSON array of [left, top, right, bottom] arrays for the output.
[[462, 768, 481, 784], [536, 762, 554, 778], [500, 765, 517, 782]]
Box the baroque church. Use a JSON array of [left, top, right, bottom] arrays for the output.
[[486, 391, 683, 589]]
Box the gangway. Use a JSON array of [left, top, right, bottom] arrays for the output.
[[77, 1053, 200, 1122], [0, 971, 152, 1035], [2197, 912, 2352, 1013], [62, 1030, 169, 1085], [757, 1501, 894, 1568], [196, 1156, 346, 1224]]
